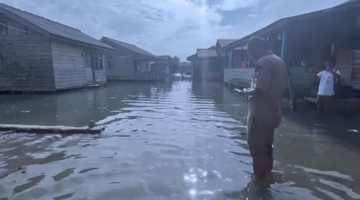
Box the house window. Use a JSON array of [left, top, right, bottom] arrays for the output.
[[98, 54, 103, 70], [108, 59, 112, 69]]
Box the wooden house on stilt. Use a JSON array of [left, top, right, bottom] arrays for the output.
[[223, 0, 360, 107], [0, 3, 113, 92], [100, 37, 167, 82]]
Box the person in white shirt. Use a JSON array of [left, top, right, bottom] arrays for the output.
[[314, 61, 341, 115]]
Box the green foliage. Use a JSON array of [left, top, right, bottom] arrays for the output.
[[0, 40, 33, 81], [170, 56, 180, 73], [173, 56, 180, 64]]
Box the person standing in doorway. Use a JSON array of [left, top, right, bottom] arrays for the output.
[[315, 61, 341, 116], [235, 37, 287, 183]]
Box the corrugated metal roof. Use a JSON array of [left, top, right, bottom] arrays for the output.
[[197, 49, 218, 58], [157, 55, 173, 60], [101, 37, 155, 57], [0, 3, 112, 49], [217, 39, 237, 48], [223, 0, 360, 50]]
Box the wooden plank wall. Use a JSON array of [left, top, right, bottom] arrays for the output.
[[0, 35, 56, 92], [95, 70, 106, 84], [51, 41, 107, 89], [335, 48, 353, 87], [51, 41, 87, 90], [105, 53, 135, 81], [351, 50, 360, 89]]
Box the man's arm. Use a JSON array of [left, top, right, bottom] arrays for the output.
[[331, 70, 341, 79], [244, 62, 271, 98], [313, 67, 323, 79]]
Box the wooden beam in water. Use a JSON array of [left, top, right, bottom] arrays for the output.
[[0, 124, 102, 134]]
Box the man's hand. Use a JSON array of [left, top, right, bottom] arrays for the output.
[[330, 69, 341, 79], [234, 88, 248, 96], [234, 89, 244, 94]]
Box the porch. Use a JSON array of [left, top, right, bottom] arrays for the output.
[[223, 6, 360, 107]]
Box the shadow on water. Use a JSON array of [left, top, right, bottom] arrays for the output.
[[0, 80, 359, 199]]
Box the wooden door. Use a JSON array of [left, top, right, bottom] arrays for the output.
[[85, 52, 95, 84]]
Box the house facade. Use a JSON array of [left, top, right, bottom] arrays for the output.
[[223, 0, 360, 102], [100, 37, 166, 81], [0, 3, 112, 92], [187, 39, 236, 82]]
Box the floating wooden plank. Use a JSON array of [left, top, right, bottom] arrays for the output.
[[0, 124, 102, 134]]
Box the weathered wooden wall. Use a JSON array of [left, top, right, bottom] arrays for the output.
[[352, 50, 360, 89], [335, 48, 353, 86], [51, 41, 87, 90], [0, 35, 56, 92], [104, 51, 135, 81], [95, 70, 106, 83], [51, 41, 106, 90]]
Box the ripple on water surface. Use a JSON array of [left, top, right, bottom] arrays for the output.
[[0, 81, 359, 200]]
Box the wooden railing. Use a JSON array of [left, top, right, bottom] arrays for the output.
[[134, 71, 165, 81], [224, 66, 314, 98]]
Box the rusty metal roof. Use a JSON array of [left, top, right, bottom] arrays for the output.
[[0, 3, 112, 49]]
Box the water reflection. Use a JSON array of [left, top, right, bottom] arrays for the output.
[[0, 83, 154, 126], [0, 81, 359, 200]]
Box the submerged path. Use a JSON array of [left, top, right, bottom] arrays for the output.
[[0, 81, 359, 200]]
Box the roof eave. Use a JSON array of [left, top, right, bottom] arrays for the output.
[[52, 35, 114, 50]]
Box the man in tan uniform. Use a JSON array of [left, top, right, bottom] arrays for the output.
[[236, 37, 287, 182]]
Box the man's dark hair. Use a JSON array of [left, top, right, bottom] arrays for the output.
[[247, 36, 267, 49]]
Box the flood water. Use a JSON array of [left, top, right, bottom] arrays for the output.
[[0, 81, 360, 200]]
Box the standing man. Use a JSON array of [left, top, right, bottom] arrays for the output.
[[315, 61, 341, 116], [236, 37, 287, 183]]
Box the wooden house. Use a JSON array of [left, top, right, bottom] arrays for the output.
[[156, 55, 174, 75], [0, 3, 113, 92], [180, 62, 192, 76], [187, 47, 221, 82], [223, 0, 360, 102], [100, 37, 166, 82], [187, 39, 236, 82]]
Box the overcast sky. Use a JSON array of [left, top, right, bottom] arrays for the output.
[[1, 0, 346, 60]]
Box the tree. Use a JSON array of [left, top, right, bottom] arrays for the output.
[[170, 56, 180, 73], [173, 56, 180, 64], [0, 40, 33, 91]]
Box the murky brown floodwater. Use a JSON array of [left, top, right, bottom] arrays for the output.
[[0, 81, 360, 200]]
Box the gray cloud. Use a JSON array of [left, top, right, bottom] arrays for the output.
[[0, 0, 347, 60]]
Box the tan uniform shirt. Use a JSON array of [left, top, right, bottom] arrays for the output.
[[248, 50, 287, 127]]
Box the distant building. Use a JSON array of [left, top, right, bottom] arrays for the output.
[[0, 3, 112, 92], [157, 55, 174, 75], [100, 37, 166, 81], [179, 62, 192, 75]]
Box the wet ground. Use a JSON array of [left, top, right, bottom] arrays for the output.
[[0, 81, 360, 200]]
